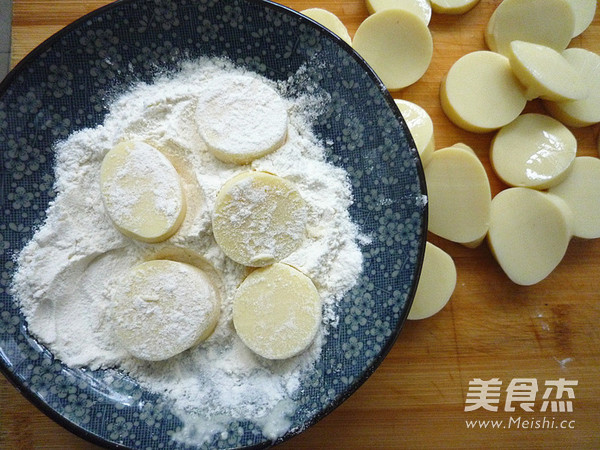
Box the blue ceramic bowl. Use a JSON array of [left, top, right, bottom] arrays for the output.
[[0, 0, 427, 448]]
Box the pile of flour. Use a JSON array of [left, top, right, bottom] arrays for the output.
[[11, 58, 363, 445]]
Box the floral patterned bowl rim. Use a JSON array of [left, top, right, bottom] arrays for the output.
[[0, 0, 427, 448]]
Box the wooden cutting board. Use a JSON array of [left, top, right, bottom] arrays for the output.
[[2, 1, 600, 448]]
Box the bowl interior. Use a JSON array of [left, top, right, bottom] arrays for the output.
[[0, 0, 427, 448]]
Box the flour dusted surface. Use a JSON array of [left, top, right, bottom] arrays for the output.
[[99, 141, 186, 242], [112, 260, 220, 361], [195, 74, 289, 163], [10, 58, 363, 446]]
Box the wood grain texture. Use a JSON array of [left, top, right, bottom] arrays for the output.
[[4, 0, 600, 448]]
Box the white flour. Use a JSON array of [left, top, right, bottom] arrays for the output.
[[10, 58, 363, 445]]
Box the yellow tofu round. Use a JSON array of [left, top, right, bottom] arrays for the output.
[[490, 113, 577, 189], [195, 74, 288, 164], [112, 260, 220, 361], [366, 0, 432, 25], [424, 146, 491, 246], [352, 9, 433, 91], [508, 41, 587, 101], [100, 141, 186, 243], [430, 0, 480, 15], [394, 99, 435, 167], [233, 263, 321, 360], [549, 157, 600, 239], [440, 51, 527, 133], [212, 171, 307, 267], [485, 0, 575, 56], [544, 48, 600, 127], [488, 188, 572, 286], [567, 0, 597, 37], [301, 8, 352, 44], [408, 242, 456, 320]]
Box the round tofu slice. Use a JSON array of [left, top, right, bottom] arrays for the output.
[[352, 9, 433, 91], [112, 260, 220, 361], [440, 51, 527, 133], [366, 0, 432, 25], [430, 0, 480, 15], [424, 146, 491, 246], [490, 113, 577, 189], [408, 242, 456, 320], [195, 74, 288, 164], [549, 157, 600, 239], [508, 41, 587, 101], [301, 8, 352, 44], [233, 263, 321, 360], [544, 48, 600, 127], [485, 0, 575, 57], [212, 171, 307, 267], [488, 188, 572, 286], [567, 0, 597, 37], [394, 99, 434, 167], [100, 141, 186, 243]]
